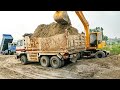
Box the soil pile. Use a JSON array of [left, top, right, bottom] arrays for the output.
[[32, 22, 78, 38]]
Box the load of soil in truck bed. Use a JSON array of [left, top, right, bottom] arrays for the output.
[[31, 22, 79, 38]]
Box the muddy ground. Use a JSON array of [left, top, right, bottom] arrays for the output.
[[0, 55, 120, 79]]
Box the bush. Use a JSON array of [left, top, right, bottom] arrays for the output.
[[103, 44, 120, 55]]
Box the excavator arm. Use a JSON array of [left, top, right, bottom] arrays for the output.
[[75, 11, 90, 49], [54, 11, 90, 49]]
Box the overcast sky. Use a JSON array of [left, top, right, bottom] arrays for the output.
[[0, 11, 120, 43]]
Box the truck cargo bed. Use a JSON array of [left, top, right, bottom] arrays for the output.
[[0, 34, 13, 51], [25, 31, 86, 54]]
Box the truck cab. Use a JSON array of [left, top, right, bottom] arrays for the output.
[[16, 39, 25, 58], [7, 42, 16, 55]]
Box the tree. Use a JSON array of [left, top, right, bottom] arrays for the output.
[[90, 27, 109, 41], [117, 40, 120, 44], [103, 35, 108, 41]]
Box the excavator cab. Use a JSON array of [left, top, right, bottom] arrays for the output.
[[90, 33, 97, 47], [90, 32, 106, 49], [53, 11, 71, 25]]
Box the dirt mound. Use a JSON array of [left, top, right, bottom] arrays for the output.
[[32, 22, 78, 38]]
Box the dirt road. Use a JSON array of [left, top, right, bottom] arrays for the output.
[[0, 55, 120, 79]]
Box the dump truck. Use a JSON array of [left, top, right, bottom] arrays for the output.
[[0, 34, 16, 55], [16, 30, 86, 68]]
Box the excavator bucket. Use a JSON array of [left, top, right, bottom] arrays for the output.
[[53, 11, 71, 25]]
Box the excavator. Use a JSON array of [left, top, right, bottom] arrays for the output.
[[53, 11, 109, 58]]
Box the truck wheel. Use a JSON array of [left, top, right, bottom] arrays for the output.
[[40, 56, 50, 67], [50, 56, 62, 69], [20, 55, 28, 65], [95, 51, 105, 58]]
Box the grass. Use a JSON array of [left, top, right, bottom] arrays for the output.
[[103, 44, 120, 55]]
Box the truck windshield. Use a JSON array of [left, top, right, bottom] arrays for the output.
[[17, 40, 23, 46]]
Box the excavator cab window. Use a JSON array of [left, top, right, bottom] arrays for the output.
[[97, 33, 102, 44], [90, 33, 97, 47]]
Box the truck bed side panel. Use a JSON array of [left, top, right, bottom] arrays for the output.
[[25, 32, 86, 54]]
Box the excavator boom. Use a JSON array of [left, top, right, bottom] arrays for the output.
[[75, 11, 90, 49]]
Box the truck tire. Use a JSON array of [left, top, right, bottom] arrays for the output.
[[95, 51, 105, 58], [20, 55, 28, 65], [40, 56, 50, 67], [50, 56, 62, 69]]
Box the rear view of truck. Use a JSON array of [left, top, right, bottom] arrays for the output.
[[0, 34, 16, 55], [16, 30, 86, 68]]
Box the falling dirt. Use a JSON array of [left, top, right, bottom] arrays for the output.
[[31, 22, 78, 38], [0, 55, 120, 79]]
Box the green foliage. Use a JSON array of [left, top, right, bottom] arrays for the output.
[[90, 27, 108, 42], [90, 27, 103, 32], [103, 35, 108, 41], [117, 40, 120, 43], [103, 44, 120, 55]]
